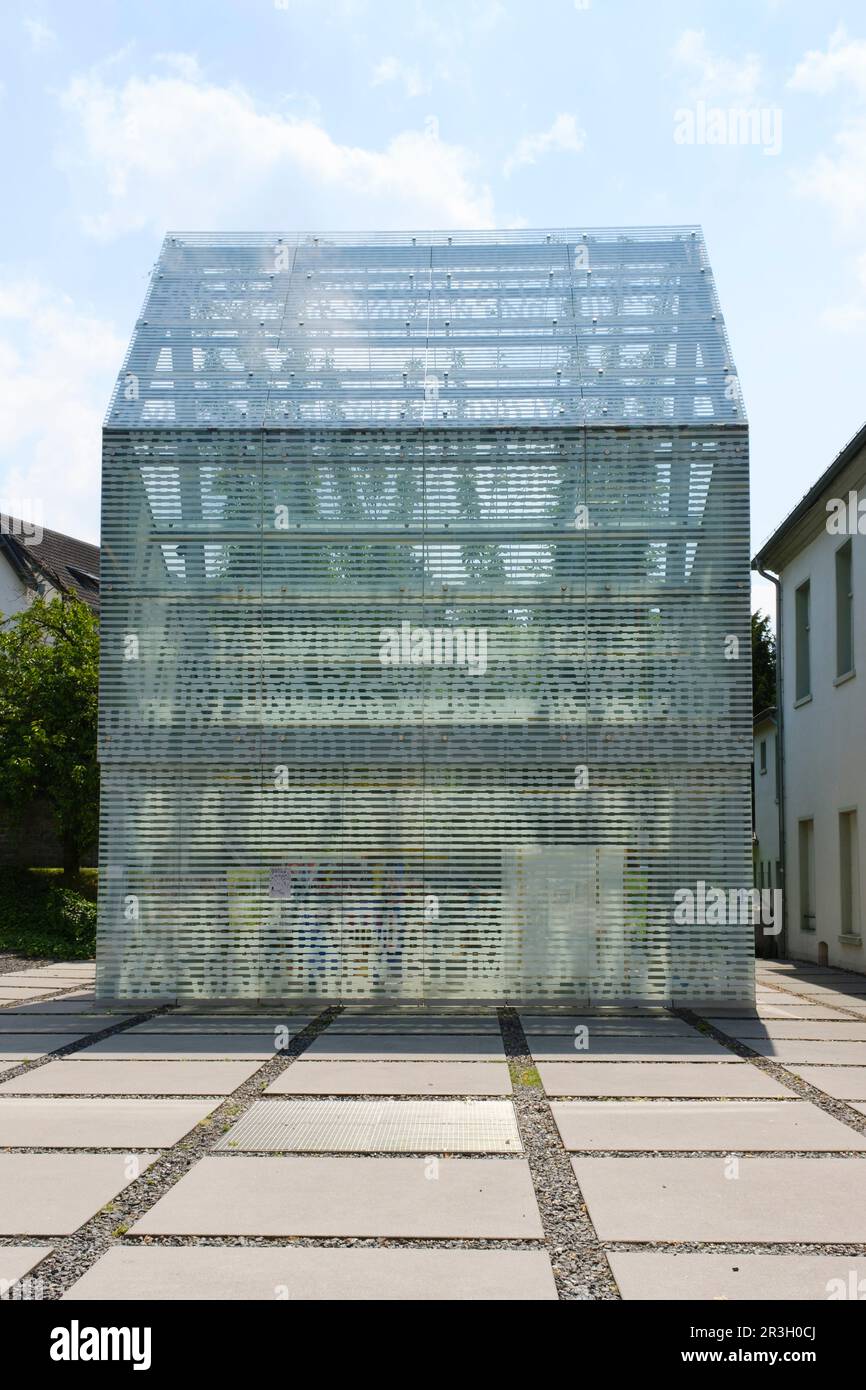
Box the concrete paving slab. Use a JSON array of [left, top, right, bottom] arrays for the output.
[[344, 1004, 498, 1016], [0, 1098, 219, 1147], [691, 1006, 777, 1018], [830, 1005, 866, 1018], [267, 1060, 512, 1096], [23, 975, 95, 984], [31, 963, 95, 973], [812, 999, 866, 1015], [328, 1015, 501, 1034], [0, 1015, 129, 1033], [757, 979, 824, 996], [164, 1004, 319, 1017], [526, 1034, 731, 1060], [759, 964, 838, 975], [765, 973, 864, 986], [808, 1003, 866, 1019], [75, 1034, 283, 1058], [20, 962, 93, 970], [607, 1251, 866, 1301], [217, 1099, 522, 1153], [521, 1006, 666, 1016], [1, 975, 93, 988], [786, 983, 866, 1000], [702, 1006, 855, 1022], [0, 1246, 52, 1286], [0, 1000, 132, 1016], [572, 1156, 866, 1241], [0, 1059, 263, 1096], [305, 1034, 505, 1059], [519, 1015, 695, 1036], [0, 987, 62, 1000], [788, 1067, 866, 1100], [130, 1016, 313, 1035], [0, 1153, 157, 1234], [63, 1245, 557, 1301], [713, 1021, 866, 1041], [539, 1062, 795, 1098], [747, 1040, 866, 1064], [0, 1035, 85, 1058], [550, 1100, 866, 1151], [131, 1155, 543, 1238]]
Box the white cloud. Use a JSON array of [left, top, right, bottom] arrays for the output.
[[57, 60, 495, 236], [503, 113, 585, 177], [414, 0, 505, 45], [0, 278, 123, 541], [789, 25, 866, 98], [154, 51, 204, 83], [792, 121, 866, 228], [470, 0, 506, 34], [371, 56, 431, 98], [672, 28, 763, 103], [821, 303, 866, 331], [789, 28, 866, 329], [23, 17, 57, 52]]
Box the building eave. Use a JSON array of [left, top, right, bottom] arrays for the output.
[[752, 420, 866, 573], [753, 706, 777, 730]]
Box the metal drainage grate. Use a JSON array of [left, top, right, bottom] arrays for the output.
[[216, 1099, 522, 1154]]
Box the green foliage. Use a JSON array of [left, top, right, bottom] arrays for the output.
[[751, 610, 777, 716], [0, 596, 99, 876], [0, 868, 96, 959], [514, 1064, 543, 1087], [28, 867, 98, 902]]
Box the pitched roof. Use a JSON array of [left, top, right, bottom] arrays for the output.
[[106, 227, 743, 431], [0, 517, 100, 611], [753, 706, 777, 729], [752, 420, 866, 571]]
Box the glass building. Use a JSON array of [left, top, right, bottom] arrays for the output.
[[97, 228, 752, 1004]]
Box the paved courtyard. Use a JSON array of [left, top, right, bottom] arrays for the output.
[[2, 958, 866, 1300]]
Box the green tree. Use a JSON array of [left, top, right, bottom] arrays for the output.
[[752, 609, 777, 716], [0, 596, 99, 879]]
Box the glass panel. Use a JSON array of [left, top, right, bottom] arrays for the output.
[[836, 541, 853, 678], [98, 230, 752, 1003], [795, 581, 811, 701]]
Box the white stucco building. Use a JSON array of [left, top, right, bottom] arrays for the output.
[[753, 422, 866, 970]]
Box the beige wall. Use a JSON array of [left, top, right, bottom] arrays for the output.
[[782, 497, 865, 970]]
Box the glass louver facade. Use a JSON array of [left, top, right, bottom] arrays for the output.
[[97, 228, 753, 1004]]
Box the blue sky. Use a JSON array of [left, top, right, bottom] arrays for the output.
[[1, 0, 865, 620]]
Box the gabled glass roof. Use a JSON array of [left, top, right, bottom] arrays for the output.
[[106, 227, 744, 430]]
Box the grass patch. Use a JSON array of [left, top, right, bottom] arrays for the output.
[[0, 868, 96, 960], [514, 1065, 543, 1087]]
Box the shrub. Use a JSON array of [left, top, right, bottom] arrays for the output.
[[0, 869, 96, 959]]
